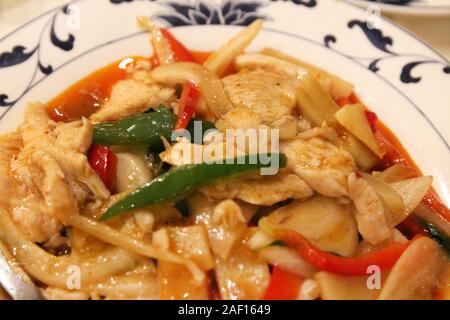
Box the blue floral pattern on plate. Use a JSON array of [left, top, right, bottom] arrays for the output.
[[1, 0, 448, 109], [0, 5, 76, 107], [324, 19, 450, 84]]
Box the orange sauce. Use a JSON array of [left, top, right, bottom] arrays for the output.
[[46, 57, 141, 122]]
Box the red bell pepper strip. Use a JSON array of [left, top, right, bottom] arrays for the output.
[[88, 144, 118, 193], [277, 230, 411, 276], [175, 83, 200, 130], [365, 110, 378, 132], [263, 266, 303, 300], [397, 216, 429, 239], [159, 29, 195, 63], [422, 190, 450, 224], [335, 92, 359, 107], [336, 97, 351, 108]]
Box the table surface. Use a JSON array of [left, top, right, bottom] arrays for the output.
[[1, 0, 449, 60]]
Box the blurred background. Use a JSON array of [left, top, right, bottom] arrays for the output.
[[0, 0, 449, 60]]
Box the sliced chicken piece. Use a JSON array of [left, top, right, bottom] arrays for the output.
[[201, 173, 313, 206], [90, 79, 177, 123], [223, 69, 298, 124], [14, 103, 109, 201], [54, 117, 93, 154], [348, 172, 393, 245], [0, 133, 22, 207], [215, 107, 262, 131], [270, 115, 298, 140], [18, 102, 56, 147], [216, 107, 298, 141], [0, 132, 21, 161], [30, 150, 80, 224], [160, 137, 247, 167], [45, 145, 109, 200], [10, 193, 63, 244], [0, 132, 63, 244], [281, 136, 356, 197]]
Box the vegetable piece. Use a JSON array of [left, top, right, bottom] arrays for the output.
[[315, 272, 382, 300], [215, 244, 270, 300], [115, 152, 153, 193], [397, 215, 429, 239], [175, 83, 200, 130], [263, 266, 303, 300], [261, 196, 359, 257], [360, 172, 405, 226], [93, 106, 215, 146], [335, 104, 384, 158], [258, 245, 317, 278], [150, 62, 233, 119], [93, 106, 176, 146], [260, 47, 354, 100], [137, 16, 176, 65], [378, 237, 448, 300], [157, 261, 209, 300], [295, 74, 379, 170], [344, 132, 380, 170], [167, 225, 215, 271], [159, 29, 195, 63], [389, 176, 433, 225], [137, 16, 194, 64], [365, 110, 378, 132], [208, 200, 247, 260], [100, 153, 287, 220], [415, 193, 450, 237], [274, 229, 410, 276], [88, 144, 118, 193], [204, 19, 263, 76], [297, 72, 339, 126], [373, 164, 417, 183], [424, 222, 450, 254]]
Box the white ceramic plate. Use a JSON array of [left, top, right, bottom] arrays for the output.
[[347, 0, 450, 16], [0, 0, 449, 204]]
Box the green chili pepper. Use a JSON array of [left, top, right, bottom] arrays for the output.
[[93, 106, 216, 146], [100, 153, 287, 221], [424, 222, 450, 255]]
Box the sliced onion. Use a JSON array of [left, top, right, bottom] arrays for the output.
[[373, 164, 417, 183], [260, 195, 359, 257], [389, 176, 433, 224], [259, 245, 316, 278], [361, 172, 405, 226]]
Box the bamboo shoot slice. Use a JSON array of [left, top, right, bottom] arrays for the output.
[[315, 271, 384, 300], [335, 104, 384, 158], [204, 20, 263, 76]]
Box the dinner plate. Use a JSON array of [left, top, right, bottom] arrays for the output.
[[346, 0, 450, 16], [0, 0, 449, 204]]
